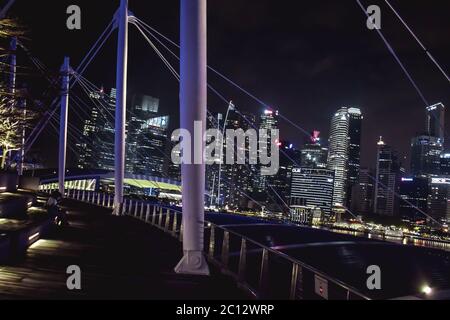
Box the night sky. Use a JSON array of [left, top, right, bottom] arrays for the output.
[[6, 0, 450, 170]]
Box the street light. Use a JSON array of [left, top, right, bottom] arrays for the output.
[[421, 285, 432, 295]]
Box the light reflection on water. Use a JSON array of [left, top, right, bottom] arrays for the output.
[[330, 229, 450, 252]]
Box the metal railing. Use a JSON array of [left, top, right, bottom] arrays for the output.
[[42, 187, 371, 300]]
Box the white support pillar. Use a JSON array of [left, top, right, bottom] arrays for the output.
[[58, 57, 70, 195], [134, 200, 138, 217], [121, 198, 127, 215], [129, 200, 134, 216], [145, 204, 150, 222], [174, 0, 209, 276], [113, 0, 128, 215], [140, 202, 144, 219], [152, 205, 157, 224]]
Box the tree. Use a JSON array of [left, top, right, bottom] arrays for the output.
[[0, 17, 30, 171], [0, 92, 36, 169]]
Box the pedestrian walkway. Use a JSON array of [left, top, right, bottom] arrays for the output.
[[0, 199, 246, 299]]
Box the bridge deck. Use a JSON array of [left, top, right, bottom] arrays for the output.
[[0, 200, 244, 300]]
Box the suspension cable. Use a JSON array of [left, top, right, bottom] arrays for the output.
[[384, 0, 450, 84], [133, 14, 444, 224]]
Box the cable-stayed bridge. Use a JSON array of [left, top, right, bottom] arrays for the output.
[[1, 0, 450, 300]]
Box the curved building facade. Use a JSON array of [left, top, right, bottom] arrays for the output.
[[327, 107, 350, 210]]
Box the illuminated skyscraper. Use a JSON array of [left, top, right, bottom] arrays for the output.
[[399, 176, 428, 222], [374, 138, 401, 216], [407, 103, 445, 178], [215, 111, 257, 209], [290, 167, 334, 217], [428, 177, 450, 223], [351, 167, 374, 215], [270, 141, 301, 211], [77, 88, 116, 171], [346, 107, 363, 207], [410, 135, 443, 177], [300, 131, 328, 169], [205, 112, 222, 207], [126, 93, 169, 177], [260, 109, 279, 131], [77, 90, 168, 177], [426, 102, 445, 142], [255, 109, 279, 195], [168, 141, 181, 182], [440, 153, 450, 176], [327, 107, 350, 211], [128, 115, 169, 176]]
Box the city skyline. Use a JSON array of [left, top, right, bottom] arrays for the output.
[[7, 0, 450, 170], [1, 0, 450, 303]]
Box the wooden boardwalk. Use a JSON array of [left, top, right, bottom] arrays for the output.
[[0, 200, 245, 300]]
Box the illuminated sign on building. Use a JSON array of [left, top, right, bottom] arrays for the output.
[[431, 178, 450, 185], [143, 116, 169, 130]]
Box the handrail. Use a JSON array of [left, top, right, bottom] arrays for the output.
[[207, 220, 371, 300], [44, 187, 371, 300]]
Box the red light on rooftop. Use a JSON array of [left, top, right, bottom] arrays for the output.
[[311, 130, 321, 143]]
